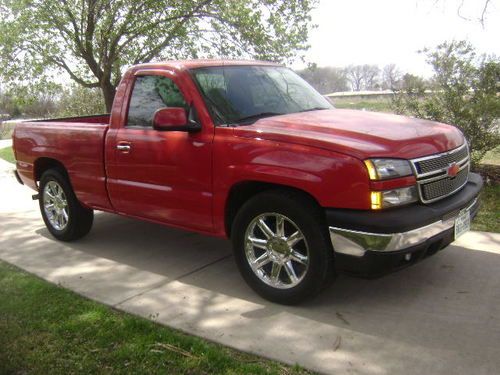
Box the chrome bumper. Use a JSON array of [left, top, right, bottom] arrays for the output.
[[329, 198, 477, 257]]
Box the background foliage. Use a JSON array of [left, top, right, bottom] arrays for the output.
[[0, 0, 318, 110], [392, 41, 500, 164]]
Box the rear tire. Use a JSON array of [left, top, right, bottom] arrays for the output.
[[39, 169, 93, 241], [231, 190, 335, 305]]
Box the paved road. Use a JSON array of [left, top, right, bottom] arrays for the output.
[[1, 158, 499, 375]]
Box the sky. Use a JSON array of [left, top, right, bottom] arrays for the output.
[[294, 0, 500, 76]]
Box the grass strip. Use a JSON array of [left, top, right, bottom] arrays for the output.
[[0, 146, 15, 163], [472, 184, 500, 233]]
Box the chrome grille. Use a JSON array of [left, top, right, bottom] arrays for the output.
[[411, 143, 470, 203], [421, 167, 469, 201], [415, 146, 468, 174]]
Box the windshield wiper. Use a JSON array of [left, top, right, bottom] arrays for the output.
[[298, 107, 330, 113], [235, 112, 284, 124]]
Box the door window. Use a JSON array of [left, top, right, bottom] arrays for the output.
[[127, 75, 188, 127]]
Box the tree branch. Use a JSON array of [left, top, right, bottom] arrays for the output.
[[50, 57, 100, 88], [58, 0, 85, 55], [480, 0, 491, 27], [57, 0, 103, 80], [133, 0, 216, 63]]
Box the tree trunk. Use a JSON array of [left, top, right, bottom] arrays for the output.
[[101, 80, 117, 113]]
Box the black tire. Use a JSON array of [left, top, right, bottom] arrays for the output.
[[39, 168, 93, 241], [231, 190, 335, 305]]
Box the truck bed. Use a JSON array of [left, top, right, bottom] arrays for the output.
[[13, 115, 112, 210]]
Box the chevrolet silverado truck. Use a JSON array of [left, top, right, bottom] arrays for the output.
[[12, 60, 483, 304]]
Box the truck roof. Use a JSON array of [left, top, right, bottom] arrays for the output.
[[130, 59, 282, 72]]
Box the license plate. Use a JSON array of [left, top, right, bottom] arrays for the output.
[[454, 209, 470, 239]]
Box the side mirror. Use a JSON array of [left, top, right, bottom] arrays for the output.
[[153, 107, 188, 131]]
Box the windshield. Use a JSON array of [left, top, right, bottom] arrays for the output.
[[190, 65, 332, 125]]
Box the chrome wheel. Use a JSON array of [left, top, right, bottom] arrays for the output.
[[244, 213, 309, 289], [43, 181, 69, 231]]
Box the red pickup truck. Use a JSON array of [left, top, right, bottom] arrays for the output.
[[13, 60, 482, 304]]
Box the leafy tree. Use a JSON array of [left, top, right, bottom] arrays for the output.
[[0, 83, 106, 119], [0, 0, 318, 111], [297, 66, 348, 94], [0, 80, 60, 118], [400, 73, 427, 92], [56, 85, 106, 117], [392, 41, 500, 164]]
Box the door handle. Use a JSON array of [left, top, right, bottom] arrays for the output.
[[116, 143, 131, 152]]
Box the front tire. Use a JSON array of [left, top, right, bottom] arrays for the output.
[[39, 169, 93, 241], [231, 190, 335, 304]]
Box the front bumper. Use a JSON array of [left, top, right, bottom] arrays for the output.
[[327, 172, 483, 277]]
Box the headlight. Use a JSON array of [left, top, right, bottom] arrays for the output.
[[371, 186, 418, 209], [364, 159, 413, 180]]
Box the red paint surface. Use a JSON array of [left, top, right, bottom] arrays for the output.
[[13, 60, 465, 238], [153, 107, 187, 129], [239, 109, 464, 160]]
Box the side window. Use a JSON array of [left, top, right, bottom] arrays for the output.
[[127, 75, 188, 127]]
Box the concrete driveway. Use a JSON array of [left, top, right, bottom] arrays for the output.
[[1, 158, 499, 375]]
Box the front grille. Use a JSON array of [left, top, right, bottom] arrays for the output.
[[415, 146, 468, 174], [421, 167, 469, 201], [411, 143, 470, 203]]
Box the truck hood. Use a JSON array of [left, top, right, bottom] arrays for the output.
[[234, 109, 464, 160]]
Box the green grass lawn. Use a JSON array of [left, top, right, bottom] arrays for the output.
[[0, 261, 309, 375], [0, 145, 15, 163], [472, 184, 499, 232]]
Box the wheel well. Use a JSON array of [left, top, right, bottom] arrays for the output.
[[34, 158, 68, 183], [225, 181, 321, 237]]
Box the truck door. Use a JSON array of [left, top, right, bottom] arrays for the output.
[[105, 70, 214, 232]]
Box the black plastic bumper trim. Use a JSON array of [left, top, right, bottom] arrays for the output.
[[13, 170, 24, 185]]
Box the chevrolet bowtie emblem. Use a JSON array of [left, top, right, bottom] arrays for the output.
[[447, 163, 460, 177]]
